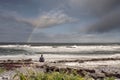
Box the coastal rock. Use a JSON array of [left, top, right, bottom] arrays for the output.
[[43, 58, 120, 79]]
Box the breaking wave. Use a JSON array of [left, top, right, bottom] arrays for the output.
[[0, 44, 120, 55]]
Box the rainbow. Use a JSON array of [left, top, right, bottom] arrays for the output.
[[27, 27, 37, 42]]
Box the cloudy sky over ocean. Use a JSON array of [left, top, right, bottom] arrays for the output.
[[0, 0, 120, 42]]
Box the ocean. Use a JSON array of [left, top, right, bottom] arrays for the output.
[[0, 43, 120, 61]]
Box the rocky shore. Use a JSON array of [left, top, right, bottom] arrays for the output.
[[44, 63, 120, 79], [0, 57, 120, 80], [0, 59, 33, 70], [43, 57, 120, 79]]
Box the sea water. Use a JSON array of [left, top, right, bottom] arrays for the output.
[[0, 43, 120, 61]]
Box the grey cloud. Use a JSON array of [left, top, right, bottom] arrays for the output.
[[15, 10, 77, 28], [0, 0, 40, 16], [0, 10, 32, 28], [0, 9, 77, 42], [0, 0, 120, 42], [29, 32, 120, 43], [67, 0, 120, 17], [0, 12, 33, 42], [86, 9, 120, 33], [0, 0, 66, 17], [0, 0, 119, 17], [1, 10, 78, 28], [29, 32, 53, 42], [29, 33, 79, 43], [0, 9, 76, 29]]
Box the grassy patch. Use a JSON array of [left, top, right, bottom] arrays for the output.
[[13, 68, 116, 80], [0, 68, 5, 74], [13, 70, 91, 80]]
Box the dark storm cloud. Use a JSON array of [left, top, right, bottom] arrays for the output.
[[67, 0, 120, 17], [0, 0, 120, 24], [0, 12, 33, 42], [0, 0, 40, 16], [0, 10, 32, 28], [86, 9, 120, 33], [0, 0, 66, 17], [0, 0, 65, 11], [66, 0, 120, 34]]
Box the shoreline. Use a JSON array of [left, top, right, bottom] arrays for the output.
[[0, 55, 120, 79]]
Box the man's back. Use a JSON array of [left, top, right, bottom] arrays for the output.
[[39, 54, 45, 62]]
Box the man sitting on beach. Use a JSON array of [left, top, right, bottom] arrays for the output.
[[39, 54, 45, 62]]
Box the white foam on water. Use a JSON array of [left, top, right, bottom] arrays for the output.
[[0, 45, 120, 53], [0, 44, 120, 62], [28, 45, 120, 52]]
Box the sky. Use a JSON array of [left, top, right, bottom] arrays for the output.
[[0, 0, 120, 43]]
